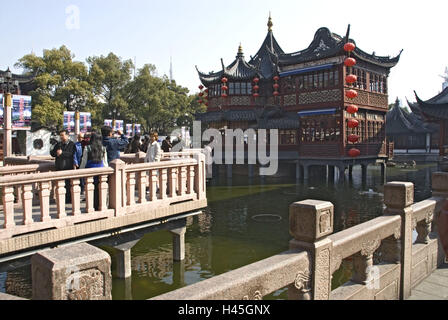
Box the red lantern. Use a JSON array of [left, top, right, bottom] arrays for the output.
[[253, 77, 260, 83], [221, 77, 228, 83], [344, 43, 356, 52], [346, 90, 358, 99], [348, 148, 361, 158], [348, 119, 359, 129], [222, 86, 228, 91], [198, 100, 203, 104], [205, 88, 209, 93], [346, 75, 357, 84], [253, 85, 260, 91], [346, 105, 359, 114], [344, 57, 357, 67], [273, 91, 279, 96], [205, 102, 209, 106], [253, 93, 260, 98], [221, 93, 228, 98], [273, 76, 280, 81], [273, 83, 280, 89], [198, 92, 204, 97], [348, 134, 359, 143], [199, 85, 204, 90]]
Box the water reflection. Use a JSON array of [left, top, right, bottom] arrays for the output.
[[0, 164, 438, 300]]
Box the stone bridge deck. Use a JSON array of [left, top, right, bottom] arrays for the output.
[[408, 261, 448, 300], [0, 153, 207, 259]]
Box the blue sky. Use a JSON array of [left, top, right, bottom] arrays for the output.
[[2, 0, 448, 105]]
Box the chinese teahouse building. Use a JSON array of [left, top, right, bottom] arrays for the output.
[[386, 98, 438, 162], [196, 16, 401, 181], [411, 87, 448, 158]]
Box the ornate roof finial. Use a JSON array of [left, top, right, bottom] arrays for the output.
[[238, 43, 243, 55], [268, 12, 273, 32]]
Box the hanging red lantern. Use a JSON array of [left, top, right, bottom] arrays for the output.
[[205, 102, 209, 106], [273, 83, 280, 89], [221, 77, 228, 83], [253, 77, 260, 83], [346, 75, 358, 84], [348, 134, 359, 143], [253, 93, 260, 98], [346, 105, 359, 114], [273, 91, 279, 96], [273, 76, 280, 81], [348, 119, 359, 129], [198, 92, 204, 97], [198, 100, 203, 104], [348, 148, 361, 158], [344, 57, 357, 67], [221, 93, 228, 98], [199, 85, 204, 90], [205, 88, 209, 93], [253, 85, 260, 91], [346, 90, 358, 99], [222, 85, 228, 91], [344, 43, 356, 52]]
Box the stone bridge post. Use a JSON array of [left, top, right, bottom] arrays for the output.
[[110, 159, 126, 216], [287, 200, 334, 300], [383, 181, 414, 300]]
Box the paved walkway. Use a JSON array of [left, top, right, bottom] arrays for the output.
[[407, 261, 448, 300]]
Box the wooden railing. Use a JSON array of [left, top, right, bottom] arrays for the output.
[[0, 153, 206, 242], [152, 173, 447, 300]]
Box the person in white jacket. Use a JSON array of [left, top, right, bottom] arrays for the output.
[[144, 132, 162, 163]]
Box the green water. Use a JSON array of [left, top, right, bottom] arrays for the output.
[[0, 163, 437, 300]]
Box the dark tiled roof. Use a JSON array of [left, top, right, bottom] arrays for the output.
[[413, 89, 448, 120], [197, 47, 260, 86], [386, 105, 433, 135], [278, 27, 401, 68], [249, 31, 284, 79]]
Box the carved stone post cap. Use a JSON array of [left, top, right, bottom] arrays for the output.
[[109, 159, 126, 168], [289, 200, 334, 243], [384, 182, 414, 209], [31, 243, 112, 300], [432, 172, 448, 193]]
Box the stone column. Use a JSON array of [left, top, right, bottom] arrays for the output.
[[170, 219, 187, 262], [381, 162, 387, 185], [383, 181, 414, 300], [288, 200, 334, 300], [361, 164, 368, 185], [74, 110, 80, 136], [31, 243, 112, 300], [109, 159, 126, 216], [248, 164, 255, 179], [3, 93, 12, 157], [296, 163, 301, 181], [226, 164, 233, 179], [303, 165, 309, 181], [328, 166, 335, 183], [112, 240, 140, 279]]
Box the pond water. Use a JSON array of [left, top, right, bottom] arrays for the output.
[[0, 163, 438, 300]]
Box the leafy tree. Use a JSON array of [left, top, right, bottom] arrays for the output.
[[125, 65, 201, 135], [15, 46, 93, 130], [87, 53, 134, 125]]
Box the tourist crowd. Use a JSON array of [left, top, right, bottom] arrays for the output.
[[49, 126, 185, 209]]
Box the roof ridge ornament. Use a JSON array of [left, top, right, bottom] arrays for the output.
[[268, 12, 273, 32]]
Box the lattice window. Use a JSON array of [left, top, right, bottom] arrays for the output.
[[280, 130, 297, 145]]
